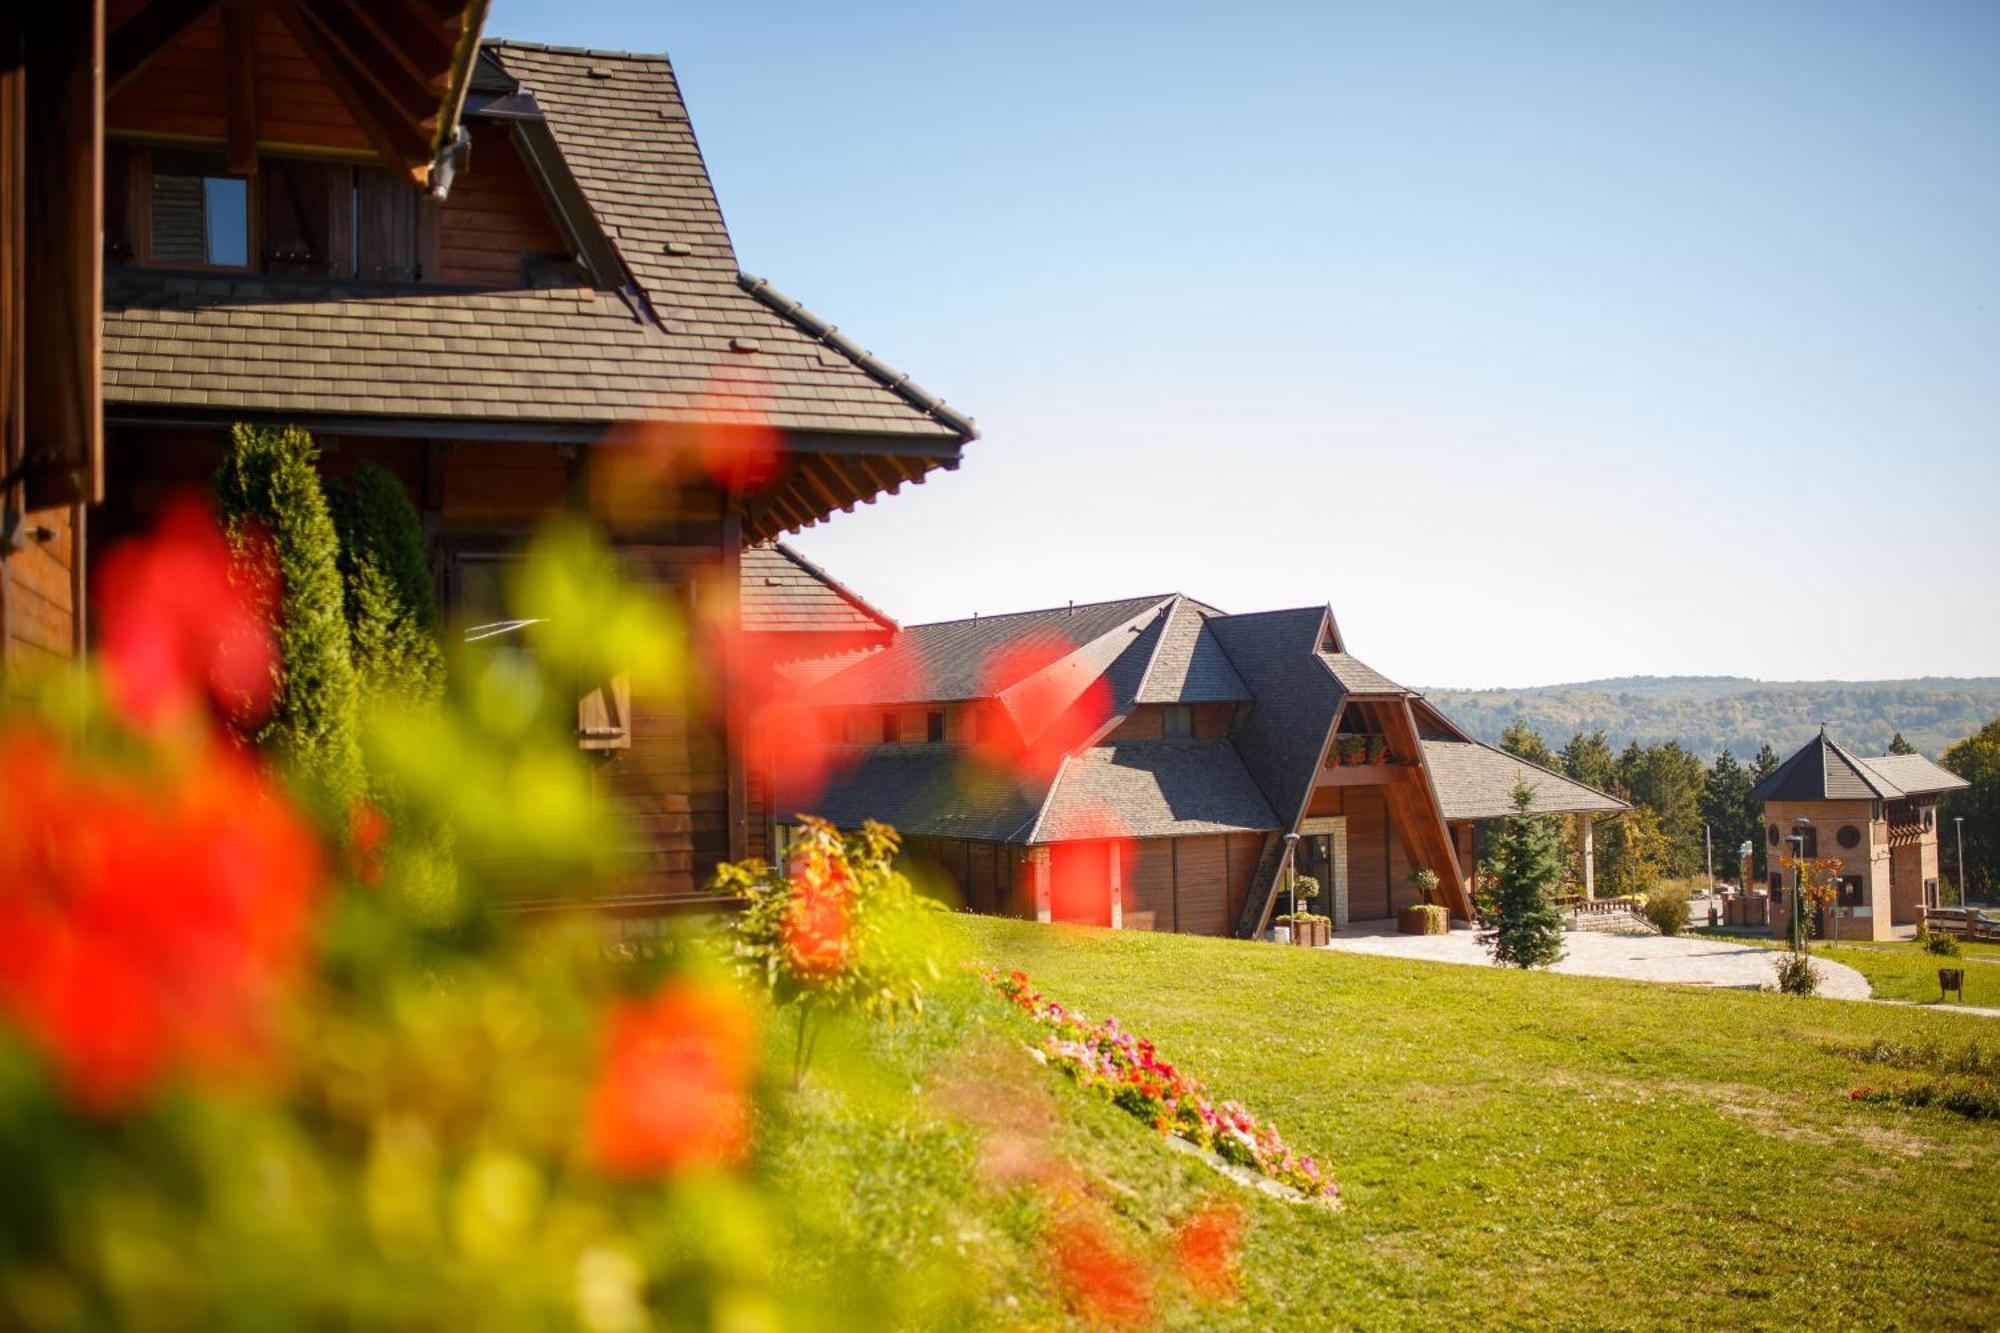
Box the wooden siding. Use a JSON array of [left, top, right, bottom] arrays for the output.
[[1225, 832, 1263, 930], [437, 122, 568, 288], [1194, 703, 1233, 739], [1127, 839, 1176, 930], [2, 505, 82, 698], [107, 7, 374, 155], [1174, 837, 1229, 935]]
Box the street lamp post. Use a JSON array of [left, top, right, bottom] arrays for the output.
[[1956, 816, 1966, 910], [1284, 831, 1300, 938], [1790, 817, 1813, 952]]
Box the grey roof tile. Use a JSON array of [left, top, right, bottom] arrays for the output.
[[741, 543, 896, 636], [1031, 741, 1278, 842], [1421, 740, 1630, 821], [1135, 598, 1251, 703], [774, 745, 1049, 843], [1857, 752, 1969, 797]]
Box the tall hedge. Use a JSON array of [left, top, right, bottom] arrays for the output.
[[212, 423, 365, 806], [326, 462, 444, 707]]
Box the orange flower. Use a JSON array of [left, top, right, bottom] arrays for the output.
[[1173, 1200, 1245, 1301], [1048, 1215, 1154, 1327], [585, 979, 757, 1177], [0, 726, 323, 1111], [95, 496, 276, 734], [782, 849, 853, 980]]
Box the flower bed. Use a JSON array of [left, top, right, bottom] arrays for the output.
[[984, 969, 1339, 1203]]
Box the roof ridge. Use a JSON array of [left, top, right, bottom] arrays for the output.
[[766, 542, 898, 631], [737, 273, 977, 441], [482, 39, 669, 61], [903, 592, 1176, 630]]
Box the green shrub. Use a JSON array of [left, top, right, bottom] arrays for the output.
[[212, 423, 363, 805], [1642, 882, 1692, 936], [1399, 904, 1449, 936], [326, 461, 444, 707], [1773, 950, 1821, 996], [1410, 867, 1441, 906], [1924, 931, 1963, 957]]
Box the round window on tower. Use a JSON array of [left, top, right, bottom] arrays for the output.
[[1837, 824, 1861, 850]]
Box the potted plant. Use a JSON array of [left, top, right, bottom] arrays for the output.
[[1369, 736, 1391, 766], [1400, 868, 1447, 934], [1292, 874, 1325, 944], [1341, 736, 1364, 766]]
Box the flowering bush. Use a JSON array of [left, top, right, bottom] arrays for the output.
[[711, 816, 944, 1085], [1848, 1078, 2000, 1120], [985, 969, 1339, 1202]]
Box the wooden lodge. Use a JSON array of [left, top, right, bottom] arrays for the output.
[[2, 4, 974, 908], [1749, 729, 1969, 942], [776, 593, 1628, 936]]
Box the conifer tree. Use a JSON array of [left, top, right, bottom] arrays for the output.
[[326, 462, 445, 707], [212, 423, 364, 805], [1888, 732, 1917, 755], [1479, 780, 1568, 969]]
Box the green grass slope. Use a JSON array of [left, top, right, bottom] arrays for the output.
[[766, 918, 1998, 1330]]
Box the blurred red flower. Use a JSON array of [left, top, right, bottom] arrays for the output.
[[1048, 1215, 1154, 1327], [586, 979, 756, 1176], [1173, 1200, 1245, 1300], [347, 798, 391, 887], [0, 726, 324, 1112], [95, 496, 276, 733]]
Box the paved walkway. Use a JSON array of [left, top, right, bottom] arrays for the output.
[[1319, 920, 1874, 1000]]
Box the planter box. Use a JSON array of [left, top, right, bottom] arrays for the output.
[[1398, 905, 1448, 936], [1287, 918, 1329, 947]]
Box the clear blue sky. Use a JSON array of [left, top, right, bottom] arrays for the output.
[[489, 1, 1999, 687]]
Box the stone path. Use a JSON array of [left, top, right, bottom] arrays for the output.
[[1319, 921, 1874, 1000]]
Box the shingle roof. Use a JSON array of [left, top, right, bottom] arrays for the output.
[[1318, 652, 1406, 695], [1420, 740, 1631, 821], [1857, 752, 1969, 798], [102, 42, 970, 445], [1751, 731, 1902, 802], [1203, 607, 1344, 832], [810, 595, 1173, 706], [1031, 741, 1278, 842], [774, 745, 1050, 843], [741, 543, 895, 636], [1136, 598, 1252, 703]]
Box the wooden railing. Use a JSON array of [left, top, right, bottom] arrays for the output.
[[1925, 907, 2000, 942], [1551, 895, 1646, 919]]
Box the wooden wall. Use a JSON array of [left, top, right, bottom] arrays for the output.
[[1103, 702, 1234, 743], [1307, 785, 1393, 920], [437, 122, 569, 288], [106, 5, 371, 154], [1, 505, 83, 699]]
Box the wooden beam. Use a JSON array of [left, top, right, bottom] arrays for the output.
[[14, 0, 105, 509], [794, 455, 854, 516], [222, 2, 257, 175], [720, 510, 747, 864], [296, 0, 439, 127], [270, 0, 430, 177], [1387, 698, 1473, 921], [106, 0, 221, 96], [331, 0, 455, 94]]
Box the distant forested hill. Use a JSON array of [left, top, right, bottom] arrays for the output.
[[1420, 677, 2000, 761]]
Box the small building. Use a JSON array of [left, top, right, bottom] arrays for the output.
[[1748, 729, 1969, 941], [776, 593, 1626, 936]]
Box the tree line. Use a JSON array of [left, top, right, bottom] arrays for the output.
[[1496, 719, 1997, 902]]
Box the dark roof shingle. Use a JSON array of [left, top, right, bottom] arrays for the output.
[[1421, 740, 1630, 821], [741, 543, 895, 636], [1032, 741, 1278, 841]]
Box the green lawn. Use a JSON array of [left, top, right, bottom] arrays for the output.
[[1701, 930, 2000, 1007], [761, 918, 1999, 1330]]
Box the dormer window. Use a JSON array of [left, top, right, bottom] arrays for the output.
[[1163, 704, 1193, 739]]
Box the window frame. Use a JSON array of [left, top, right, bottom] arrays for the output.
[[132, 144, 261, 273], [1163, 703, 1194, 739]]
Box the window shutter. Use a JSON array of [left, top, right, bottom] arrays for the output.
[[578, 672, 632, 751]]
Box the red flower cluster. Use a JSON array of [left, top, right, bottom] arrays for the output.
[[586, 979, 757, 1177], [0, 726, 323, 1112], [95, 496, 276, 734]]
